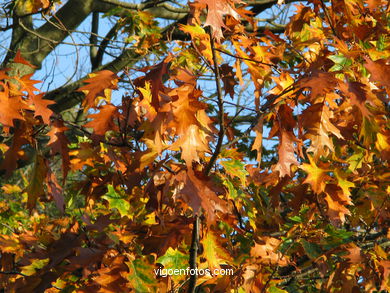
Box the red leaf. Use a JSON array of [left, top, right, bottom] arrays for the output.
[[13, 50, 36, 68]]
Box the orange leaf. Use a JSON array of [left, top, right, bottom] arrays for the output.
[[0, 83, 29, 130], [78, 70, 119, 110], [84, 104, 119, 136]]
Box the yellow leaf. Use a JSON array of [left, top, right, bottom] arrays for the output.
[[301, 156, 328, 194], [201, 231, 231, 271], [1, 184, 22, 194]]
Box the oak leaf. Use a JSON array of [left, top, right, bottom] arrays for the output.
[[46, 165, 65, 213], [47, 119, 70, 178], [196, 0, 241, 41], [324, 184, 352, 226], [173, 169, 229, 225], [274, 130, 299, 178], [78, 70, 119, 110], [251, 237, 288, 265], [26, 154, 47, 211], [84, 104, 119, 137], [201, 230, 231, 270], [300, 156, 329, 194], [364, 56, 390, 88], [301, 102, 343, 159], [0, 84, 29, 130], [29, 93, 55, 124]]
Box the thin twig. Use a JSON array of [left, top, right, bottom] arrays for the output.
[[215, 47, 280, 72], [204, 30, 225, 175]]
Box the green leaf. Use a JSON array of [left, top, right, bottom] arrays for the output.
[[20, 258, 49, 276], [157, 247, 188, 270], [202, 231, 231, 270], [26, 154, 47, 210], [347, 152, 364, 172], [328, 54, 352, 72], [127, 258, 157, 293], [102, 185, 130, 217], [289, 215, 302, 223], [269, 286, 288, 293], [220, 159, 248, 185], [157, 247, 188, 281], [335, 170, 355, 197], [301, 239, 322, 259]]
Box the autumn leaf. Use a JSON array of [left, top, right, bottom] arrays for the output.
[[364, 56, 390, 88], [300, 156, 329, 194], [274, 130, 299, 178], [0, 84, 29, 130], [220, 63, 237, 99], [78, 70, 119, 110], [13, 50, 36, 68], [301, 102, 343, 159], [46, 165, 65, 213], [201, 230, 231, 270], [29, 93, 55, 124], [220, 158, 248, 185], [173, 169, 229, 225], [251, 117, 263, 163], [102, 185, 130, 217], [126, 257, 158, 292], [84, 104, 119, 136], [196, 0, 241, 41], [324, 184, 352, 226], [26, 154, 47, 211], [251, 237, 288, 265], [47, 119, 70, 178], [157, 247, 188, 281]]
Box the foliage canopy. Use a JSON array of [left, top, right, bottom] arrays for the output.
[[0, 0, 389, 292]]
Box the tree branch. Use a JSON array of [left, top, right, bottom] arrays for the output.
[[204, 30, 225, 175], [187, 215, 200, 293], [90, 12, 100, 70]]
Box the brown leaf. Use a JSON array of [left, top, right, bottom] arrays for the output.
[[301, 102, 343, 159], [364, 56, 390, 88], [298, 71, 339, 99], [324, 184, 352, 226], [251, 237, 288, 265], [173, 169, 229, 225], [220, 63, 237, 99], [274, 130, 299, 178], [46, 165, 65, 213], [0, 124, 30, 176], [47, 119, 70, 179]]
